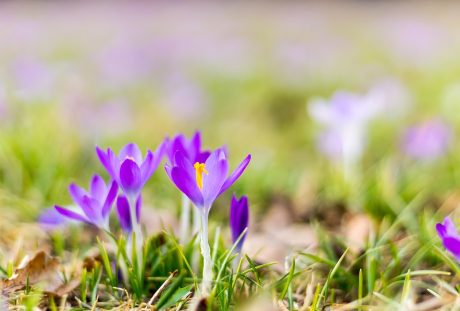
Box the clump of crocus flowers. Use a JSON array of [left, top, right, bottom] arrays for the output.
[[40, 131, 251, 296]]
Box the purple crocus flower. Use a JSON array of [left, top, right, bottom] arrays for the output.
[[436, 217, 460, 262], [403, 120, 451, 161], [53, 175, 118, 230], [229, 194, 249, 251], [165, 147, 251, 210], [166, 131, 210, 165], [96, 142, 167, 198]]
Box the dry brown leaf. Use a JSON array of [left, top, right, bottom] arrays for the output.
[[45, 277, 81, 297], [1, 251, 60, 293]]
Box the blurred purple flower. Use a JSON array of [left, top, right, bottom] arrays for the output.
[[315, 130, 344, 162], [165, 147, 251, 210], [52, 175, 118, 230], [96, 142, 167, 199], [309, 91, 379, 128], [10, 56, 55, 99], [309, 91, 378, 166], [96, 40, 156, 87], [166, 131, 210, 166], [378, 18, 449, 67], [229, 194, 249, 251], [403, 120, 451, 161], [38, 207, 70, 231], [161, 73, 207, 121], [436, 217, 460, 262]]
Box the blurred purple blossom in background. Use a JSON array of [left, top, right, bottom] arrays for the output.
[[402, 120, 451, 161], [38, 207, 70, 231], [10, 56, 55, 100], [161, 73, 208, 121], [436, 217, 460, 262], [308, 90, 381, 178], [96, 40, 156, 87]]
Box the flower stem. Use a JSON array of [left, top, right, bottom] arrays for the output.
[[179, 194, 191, 244], [192, 206, 201, 271], [200, 209, 212, 295], [128, 195, 143, 273]]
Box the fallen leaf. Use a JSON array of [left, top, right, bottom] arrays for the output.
[[1, 251, 60, 293], [45, 277, 81, 297]]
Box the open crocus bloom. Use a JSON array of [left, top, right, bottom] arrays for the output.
[[165, 148, 251, 210], [229, 194, 249, 251], [96, 142, 166, 198], [54, 175, 118, 230], [436, 217, 460, 262], [166, 131, 210, 165]]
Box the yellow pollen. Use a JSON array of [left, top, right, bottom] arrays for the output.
[[126, 156, 135, 161], [194, 162, 208, 190]]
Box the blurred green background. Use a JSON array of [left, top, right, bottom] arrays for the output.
[[1, 1, 460, 225]]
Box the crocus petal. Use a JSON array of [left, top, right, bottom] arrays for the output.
[[140, 151, 155, 184], [219, 154, 251, 196], [101, 181, 119, 218], [119, 159, 142, 196], [202, 149, 229, 208], [191, 131, 202, 154], [39, 207, 68, 230], [68, 183, 86, 207], [55, 205, 88, 223], [119, 143, 143, 165], [90, 175, 107, 203], [443, 237, 460, 257], [168, 134, 187, 164], [170, 166, 204, 207], [436, 223, 447, 238], [443, 217, 458, 237], [80, 196, 103, 225], [96, 147, 118, 181], [116, 195, 132, 234], [196, 151, 211, 164], [152, 139, 168, 170], [308, 99, 335, 125], [174, 150, 195, 173]]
